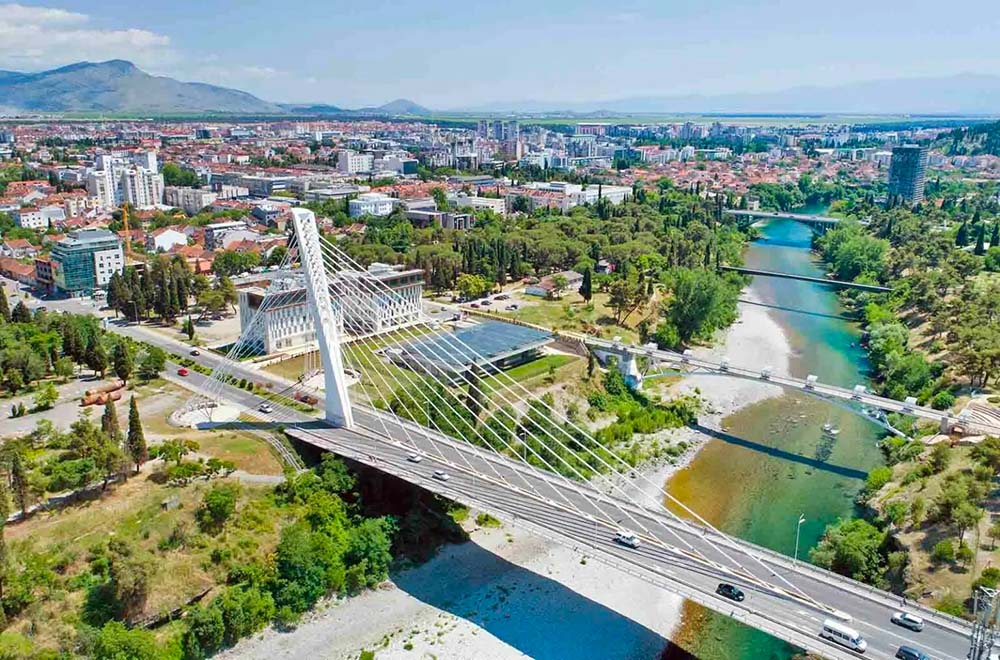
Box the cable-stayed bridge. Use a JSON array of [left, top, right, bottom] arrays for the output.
[[181, 208, 981, 660]]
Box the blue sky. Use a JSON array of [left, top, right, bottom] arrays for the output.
[[2, 0, 999, 108]]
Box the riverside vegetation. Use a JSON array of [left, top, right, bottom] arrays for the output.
[[790, 179, 1000, 616]]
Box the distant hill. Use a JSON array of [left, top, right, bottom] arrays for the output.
[[0, 60, 285, 114], [460, 74, 1000, 116], [279, 103, 345, 115], [361, 99, 432, 116]]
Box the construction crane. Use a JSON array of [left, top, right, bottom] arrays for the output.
[[121, 204, 132, 258]]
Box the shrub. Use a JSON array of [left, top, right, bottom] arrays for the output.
[[865, 466, 892, 496], [931, 391, 956, 410], [973, 567, 1000, 592], [475, 513, 501, 528], [935, 593, 965, 617], [931, 539, 955, 563], [196, 483, 240, 532]]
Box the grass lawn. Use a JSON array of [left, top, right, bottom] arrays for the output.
[[496, 292, 644, 344], [482, 354, 577, 393], [195, 431, 284, 475]]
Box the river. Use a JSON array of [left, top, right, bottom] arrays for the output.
[[664, 217, 887, 659]]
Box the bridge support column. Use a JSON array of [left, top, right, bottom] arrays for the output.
[[291, 208, 354, 428], [619, 352, 643, 390]]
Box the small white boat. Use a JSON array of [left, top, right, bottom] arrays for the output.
[[822, 422, 841, 436]]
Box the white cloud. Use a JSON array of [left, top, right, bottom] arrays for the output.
[[0, 3, 171, 70]]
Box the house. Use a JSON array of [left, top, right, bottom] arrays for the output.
[[14, 204, 65, 230], [524, 270, 584, 298], [34, 257, 54, 292], [146, 227, 189, 253], [0, 257, 35, 285], [595, 259, 616, 274], [0, 239, 38, 259]]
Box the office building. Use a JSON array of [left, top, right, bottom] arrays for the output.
[[204, 220, 248, 250], [238, 263, 425, 353], [50, 229, 124, 295], [887, 144, 929, 205], [348, 192, 395, 218], [338, 149, 375, 175]]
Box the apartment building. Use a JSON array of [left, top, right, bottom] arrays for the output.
[[164, 186, 219, 215], [348, 192, 395, 218], [338, 149, 375, 175]]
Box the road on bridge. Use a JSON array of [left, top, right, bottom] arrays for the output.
[[142, 325, 973, 660]]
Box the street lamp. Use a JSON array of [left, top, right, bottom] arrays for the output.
[[794, 514, 806, 565]]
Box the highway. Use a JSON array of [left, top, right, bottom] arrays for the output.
[[150, 342, 972, 660], [584, 335, 1000, 436]]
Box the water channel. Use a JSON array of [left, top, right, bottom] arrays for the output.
[[664, 216, 887, 659]]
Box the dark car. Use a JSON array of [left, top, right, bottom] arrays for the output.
[[895, 645, 929, 660], [716, 583, 744, 602]]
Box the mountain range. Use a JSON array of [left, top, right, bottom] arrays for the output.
[[458, 74, 1000, 116], [0, 61, 432, 116], [1, 61, 997, 117]]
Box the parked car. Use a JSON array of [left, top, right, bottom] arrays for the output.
[[432, 470, 449, 481], [715, 583, 745, 602], [495, 293, 510, 300], [470, 303, 480, 308], [891, 612, 925, 632], [177, 367, 189, 377], [505, 304, 519, 311], [613, 530, 640, 548]]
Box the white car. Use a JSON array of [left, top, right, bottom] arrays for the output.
[[407, 453, 423, 463], [257, 403, 274, 414], [891, 611, 925, 632], [614, 530, 640, 548], [432, 470, 450, 481]]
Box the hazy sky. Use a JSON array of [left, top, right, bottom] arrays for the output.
[[2, 0, 999, 108]]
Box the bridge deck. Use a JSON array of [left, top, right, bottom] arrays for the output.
[[719, 265, 893, 293], [287, 415, 971, 660]]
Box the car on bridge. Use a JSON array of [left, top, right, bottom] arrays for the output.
[[407, 453, 422, 463], [895, 646, 929, 660], [715, 583, 745, 602], [820, 619, 867, 654], [614, 530, 640, 548], [891, 611, 924, 632]]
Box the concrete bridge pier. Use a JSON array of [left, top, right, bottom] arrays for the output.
[[619, 351, 643, 390]]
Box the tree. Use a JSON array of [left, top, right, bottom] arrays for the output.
[[10, 301, 30, 324], [989, 520, 1000, 549], [126, 396, 148, 473], [587, 351, 596, 379], [550, 273, 569, 299], [159, 438, 198, 466], [54, 356, 74, 380], [956, 221, 970, 246], [929, 442, 952, 473], [95, 435, 126, 490], [430, 186, 448, 211], [216, 275, 238, 312], [102, 399, 122, 445], [580, 268, 593, 302], [953, 501, 984, 543], [85, 338, 108, 377], [0, 479, 9, 619], [108, 538, 154, 620], [607, 278, 643, 325], [196, 483, 240, 533], [975, 223, 987, 256], [182, 315, 196, 341], [112, 342, 133, 384], [0, 287, 9, 322], [809, 518, 887, 584], [455, 273, 492, 300], [91, 621, 160, 660], [137, 346, 165, 380], [662, 268, 737, 343], [32, 381, 58, 411]]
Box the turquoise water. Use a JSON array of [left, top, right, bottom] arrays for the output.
[[666, 218, 886, 659]]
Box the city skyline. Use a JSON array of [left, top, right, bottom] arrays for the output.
[[2, 0, 1000, 108]]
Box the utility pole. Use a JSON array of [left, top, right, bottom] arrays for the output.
[[969, 587, 1000, 660]]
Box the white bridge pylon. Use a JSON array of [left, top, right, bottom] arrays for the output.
[[290, 208, 354, 428]]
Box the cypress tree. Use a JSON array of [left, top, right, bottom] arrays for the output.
[[126, 396, 148, 474], [580, 268, 593, 303], [992, 222, 999, 249], [975, 223, 987, 256], [112, 342, 133, 383], [0, 286, 9, 322], [956, 221, 969, 246], [102, 399, 122, 447]]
